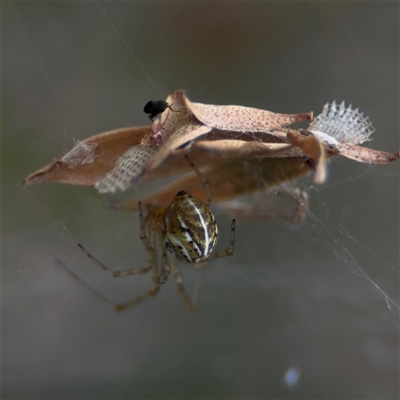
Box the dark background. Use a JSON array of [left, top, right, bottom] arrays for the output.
[[3, 2, 399, 399]]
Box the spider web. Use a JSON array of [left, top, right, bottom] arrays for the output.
[[5, 0, 398, 327], [3, 2, 399, 398]]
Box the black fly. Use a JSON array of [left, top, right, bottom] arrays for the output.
[[144, 100, 173, 121]]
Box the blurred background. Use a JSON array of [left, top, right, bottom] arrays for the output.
[[3, 2, 399, 399]]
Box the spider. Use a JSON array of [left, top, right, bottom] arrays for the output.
[[59, 156, 236, 313]]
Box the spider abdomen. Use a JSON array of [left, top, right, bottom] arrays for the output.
[[163, 191, 218, 263]]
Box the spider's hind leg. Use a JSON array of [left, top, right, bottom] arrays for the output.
[[158, 244, 171, 284], [169, 255, 197, 313], [185, 155, 212, 206], [114, 226, 162, 312], [114, 266, 161, 312], [206, 218, 236, 260]]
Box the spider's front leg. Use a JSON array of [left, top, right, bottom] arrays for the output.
[[78, 243, 153, 277], [77, 202, 155, 277], [54, 248, 161, 313], [113, 257, 161, 312], [57, 202, 168, 312], [158, 244, 171, 284]]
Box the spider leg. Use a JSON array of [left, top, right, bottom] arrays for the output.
[[54, 257, 161, 312], [169, 255, 197, 313], [55, 219, 160, 311], [54, 258, 160, 311], [185, 155, 212, 205], [77, 201, 154, 277], [207, 218, 236, 260], [158, 243, 171, 284], [78, 243, 153, 277], [54, 258, 115, 308], [114, 261, 160, 312], [114, 227, 162, 312]]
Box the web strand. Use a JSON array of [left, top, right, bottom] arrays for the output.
[[94, 0, 164, 99]]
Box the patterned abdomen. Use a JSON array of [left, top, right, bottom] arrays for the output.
[[163, 191, 218, 263]]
